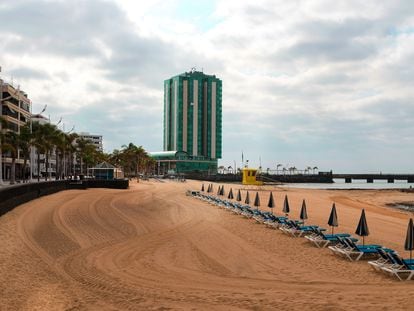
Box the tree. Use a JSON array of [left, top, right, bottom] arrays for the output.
[[118, 143, 147, 178], [0, 116, 8, 182], [41, 123, 59, 181], [2, 131, 19, 184], [31, 121, 46, 181], [19, 124, 32, 182], [65, 133, 78, 177], [276, 163, 283, 175]]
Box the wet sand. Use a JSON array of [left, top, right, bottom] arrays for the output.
[[1, 180, 414, 310]]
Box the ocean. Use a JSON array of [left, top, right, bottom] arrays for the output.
[[286, 179, 414, 190]]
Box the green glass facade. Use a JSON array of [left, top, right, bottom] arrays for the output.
[[149, 151, 218, 175], [162, 71, 222, 173]]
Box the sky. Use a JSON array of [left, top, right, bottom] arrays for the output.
[[1, 0, 414, 173]]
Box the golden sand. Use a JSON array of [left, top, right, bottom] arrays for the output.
[[1, 180, 414, 310]]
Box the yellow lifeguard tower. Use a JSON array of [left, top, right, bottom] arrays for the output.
[[242, 168, 264, 185]]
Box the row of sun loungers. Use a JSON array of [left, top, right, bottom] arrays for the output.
[[193, 192, 414, 281]]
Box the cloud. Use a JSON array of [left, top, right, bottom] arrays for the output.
[[1, 0, 414, 173]]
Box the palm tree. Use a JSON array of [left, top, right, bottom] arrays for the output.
[[313, 166, 318, 174], [0, 116, 8, 182], [3, 131, 19, 184], [53, 131, 66, 180], [32, 121, 48, 181], [76, 137, 90, 175], [276, 164, 283, 174], [19, 124, 32, 182], [108, 143, 152, 178], [41, 123, 58, 181], [65, 133, 78, 177]]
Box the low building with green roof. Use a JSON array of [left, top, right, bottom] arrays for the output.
[[149, 151, 217, 175]]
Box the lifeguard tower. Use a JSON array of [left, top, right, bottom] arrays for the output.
[[242, 168, 263, 186]]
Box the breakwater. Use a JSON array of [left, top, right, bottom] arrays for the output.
[[184, 172, 334, 183]]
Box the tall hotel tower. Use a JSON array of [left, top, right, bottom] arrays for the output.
[[163, 71, 222, 162]]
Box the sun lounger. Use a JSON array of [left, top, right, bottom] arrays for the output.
[[330, 237, 391, 261], [378, 253, 414, 281], [279, 220, 319, 237], [367, 248, 397, 271], [306, 228, 354, 248]]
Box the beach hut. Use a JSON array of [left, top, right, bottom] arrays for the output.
[[88, 162, 124, 180], [242, 168, 263, 185]]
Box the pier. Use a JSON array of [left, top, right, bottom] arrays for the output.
[[333, 174, 414, 183]]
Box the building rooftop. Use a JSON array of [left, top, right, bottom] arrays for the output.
[[167, 70, 221, 81]]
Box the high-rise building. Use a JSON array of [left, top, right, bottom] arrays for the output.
[[150, 70, 222, 175], [163, 70, 222, 159]]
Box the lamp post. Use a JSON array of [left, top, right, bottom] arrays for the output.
[[30, 104, 47, 182]]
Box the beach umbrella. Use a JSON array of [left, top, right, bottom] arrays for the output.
[[201, 184, 205, 192], [220, 185, 225, 196], [267, 192, 275, 214], [208, 184, 213, 193], [217, 185, 221, 196], [404, 218, 414, 260], [245, 191, 250, 205], [328, 203, 338, 234], [282, 195, 290, 216], [236, 189, 242, 202], [206, 184, 210, 193], [254, 192, 260, 210], [228, 188, 234, 200], [300, 199, 308, 224], [355, 209, 370, 246]]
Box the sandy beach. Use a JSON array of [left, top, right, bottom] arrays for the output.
[[1, 180, 414, 310]]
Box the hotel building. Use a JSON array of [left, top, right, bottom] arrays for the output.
[[151, 70, 222, 174]]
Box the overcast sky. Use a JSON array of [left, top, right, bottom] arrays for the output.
[[1, 0, 413, 173]]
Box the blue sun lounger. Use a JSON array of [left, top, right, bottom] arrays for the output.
[[331, 237, 393, 261], [305, 228, 354, 248], [378, 253, 414, 281], [279, 220, 319, 237]]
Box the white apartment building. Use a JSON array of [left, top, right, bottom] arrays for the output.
[[78, 132, 103, 152]]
